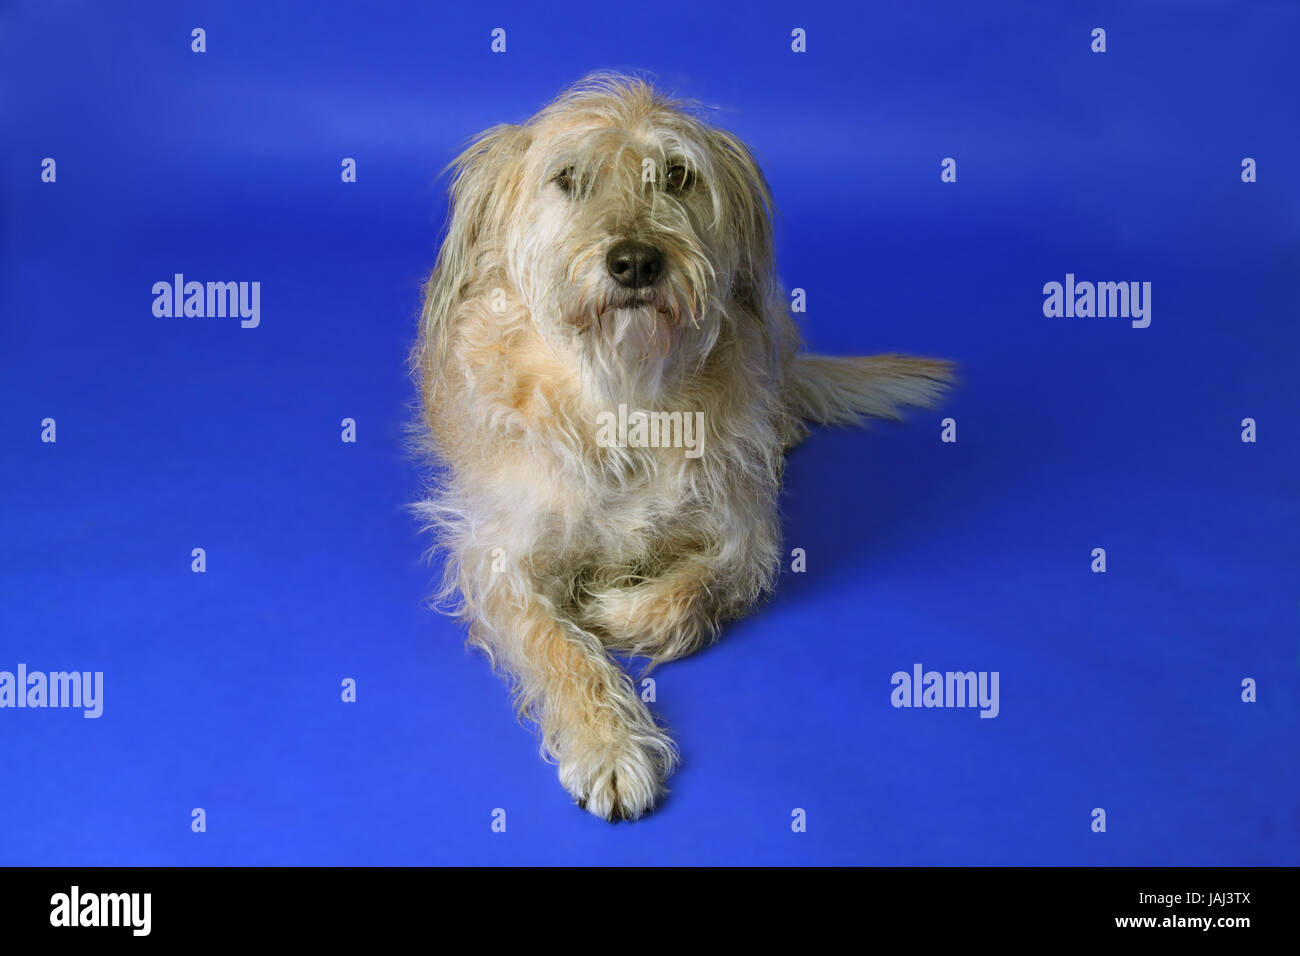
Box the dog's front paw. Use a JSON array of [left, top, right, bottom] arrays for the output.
[[558, 726, 677, 822]]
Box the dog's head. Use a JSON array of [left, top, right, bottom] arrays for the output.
[[422, 73, 777, 402]]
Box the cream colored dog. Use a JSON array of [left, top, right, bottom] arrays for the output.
[[413, 73, 952, 821]]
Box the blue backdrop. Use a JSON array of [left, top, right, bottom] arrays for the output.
[[2, 0, 1296, 865]]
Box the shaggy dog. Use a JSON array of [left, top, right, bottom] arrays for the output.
[[413, 73, 952, 821]]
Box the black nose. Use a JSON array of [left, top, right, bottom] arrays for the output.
[[606, 240, 663, 289]]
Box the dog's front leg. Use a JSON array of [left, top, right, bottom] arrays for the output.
[[476, 580, 678, 821], [583, 511, 781, 664], [583, 555, 722, 664]]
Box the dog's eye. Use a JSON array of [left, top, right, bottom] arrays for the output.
[[554, 165, 577, 195], [664, 164, 695, 193]]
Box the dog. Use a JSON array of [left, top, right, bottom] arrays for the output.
[[412, 73, 953, 821]]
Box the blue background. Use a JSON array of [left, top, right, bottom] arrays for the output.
[[2, 0, 1297, 865]]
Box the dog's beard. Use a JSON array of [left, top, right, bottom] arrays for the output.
[[561, 275, 720, 406]]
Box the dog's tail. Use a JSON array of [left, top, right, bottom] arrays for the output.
[[787, 353, 955, 426]]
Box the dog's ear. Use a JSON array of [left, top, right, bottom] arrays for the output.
[[417, 123, 530, 398], [704, 127, 777, 317]]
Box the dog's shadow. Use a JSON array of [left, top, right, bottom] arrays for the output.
[[772, 421, 971, 606], [618, 416, 977, 679]]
